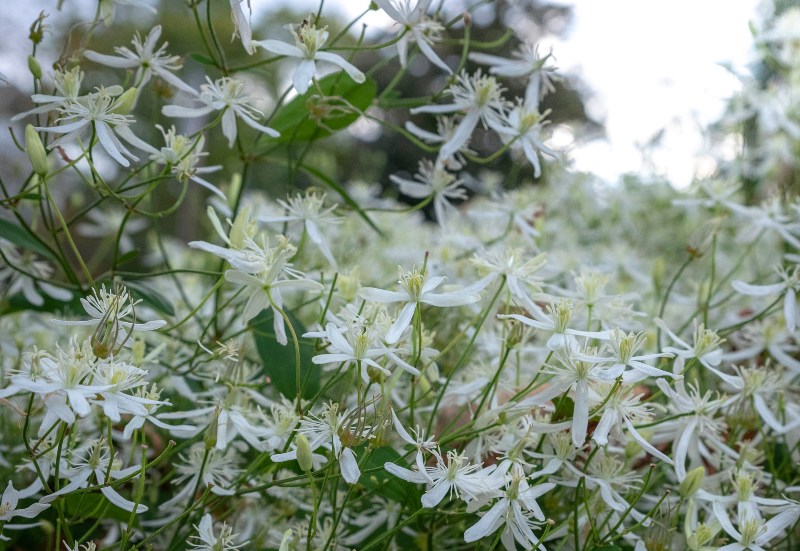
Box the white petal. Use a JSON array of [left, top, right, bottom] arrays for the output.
[[339, 447, 360, 484]]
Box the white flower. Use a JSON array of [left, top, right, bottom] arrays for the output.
[[470, 42, 558, 106], [463, 477, 552, 550], [574, 328, 675, 383], [712, 501, 800, 551], [160, 444, 241, 510], [592, 383, 674, 465], [91, 357, 165, 423], [390, 159, 467, 227], [189, 513, 248, 550], [11, 66, 104, 122], [271, 402, 373, 484], [84, 26, 194, 94], [307, 322, 420, 378], [358, 265, 480, 344], [255, 19, 365, 94], [162, 76, 279, 147], [384, 449, 501, 507], [36, 86, 143, 167], [470, 248, 547, 301], [41, 439, 148, 513], [498, 299, 610, 353], [0, 481, 49, 521], [222, 236, 323, 345], [0, 240, 72, 307], [655, 318, 725, 372], [654, 377, 732, 480], [374, 0, 452, 73], [259, 192, 341, 268], [230, 0, 256, 54], [410, 70, 508, 161], [52, 284, 166, 341], [732, 265, 800, 332], [494, 100, 556, 178], [123, 125, 225, 198]]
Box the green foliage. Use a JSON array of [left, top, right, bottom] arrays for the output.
[[251, 309, 319, 399], [268, 73, 377, 143]]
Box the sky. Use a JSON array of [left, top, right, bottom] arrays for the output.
[[1, 0, 765, 188]]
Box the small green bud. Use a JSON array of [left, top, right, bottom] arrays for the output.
[[25, 124, 48, 177], [113, 87, 138, 115], [679, 466, 705, 498], [27, 55, 42, 79], [204, 406, 220, 449], [296, 433, 313, 472]]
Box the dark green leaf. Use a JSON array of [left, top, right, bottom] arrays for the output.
[[65, 492, 140, 525], [190, 52, 217, 66], [126, 280, 175, 316], [0, 291, 82, 317], [551, 394, 574, 423], [0, 218, 56, 260], [268, 73, 377, 142], [115, 249, 140, 267], [251, 309, 319, 399], [360, 445, 422, 505]]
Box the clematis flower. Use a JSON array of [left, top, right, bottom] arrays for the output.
[[384, 449, 501, 508], [259, 191, 341, 268], [0, 481, 49, 522], [230, 0, 256, 54], [84, 26, 194, 94], [358, 265, 480, 344], [121, 125, 225, 198], [36, 86, 145, 167], [271, 402, 373, 484], [254, 19, 365, 94], [373, 0, 452, 73], [732, 265, 800, 332], [41, 439, 148, 513], [52, 284, 165, 342], [463, 477, 552, 550], [162, 76, 279, 147], [470, 42, 558, 106], [410, 70, 508, 162], [189, 513, 248, 550], [390, 159, 467, 227]]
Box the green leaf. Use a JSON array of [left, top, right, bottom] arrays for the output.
[[251, 309, 319, 399], [190, 52, 217, 66], [115, 249, 140, 267], [64, 492, 140, 525], [551, 394, 574, 423], [0, 291, 82, 317], [268, 73, 377, 142], [360, 445, 422, 505], [125, 280, 175, 316], [0, 218, 56, 260]]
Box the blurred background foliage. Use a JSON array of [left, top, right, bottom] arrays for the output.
[[1, 1, 598, 242]]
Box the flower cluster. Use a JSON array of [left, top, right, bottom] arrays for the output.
[[1, 2, 799, 551]]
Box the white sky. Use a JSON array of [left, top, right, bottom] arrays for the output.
[[2, 0, 764, 188]]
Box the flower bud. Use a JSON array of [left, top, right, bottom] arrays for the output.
[[113, 87, 138, 115], [25, 124, 48, 177], [204, 405, 220, 449], [295, 433, 313, 472], [27, 55, 42, 80], [679, 466, 705, 498]]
